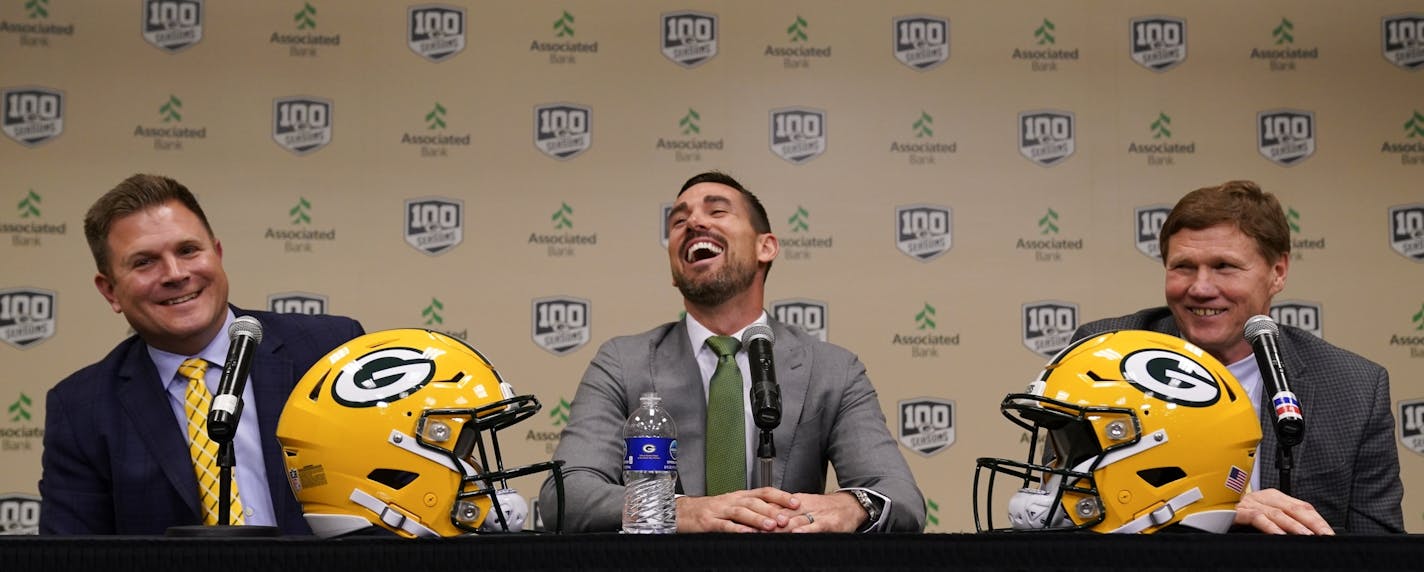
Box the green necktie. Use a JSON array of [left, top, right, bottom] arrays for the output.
[[704, 335, 746, 496]]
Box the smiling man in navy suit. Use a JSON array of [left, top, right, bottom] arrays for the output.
[[39, 174, 364, 535]]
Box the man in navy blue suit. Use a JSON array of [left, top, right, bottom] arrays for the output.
[[39, 174, 364, 535]]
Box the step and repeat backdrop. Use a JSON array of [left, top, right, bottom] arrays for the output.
[[2, 1, 1422, 534]]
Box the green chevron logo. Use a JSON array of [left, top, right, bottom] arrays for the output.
[[787, 15, 808, 43], [426, 102, 447, 130], [553, 10, 574, 37], [915, 303, 937, 330], [8, 393, 31, 422], [289, 197, 311, 224], [160, 95, 183, 123], [552, 202, 573, 229], [788, 206, 809, 232], [1287, 207, 1302, 233], [913, 111, 933, 138], [926, 498, 940, 527], [1405, 110, 1424, 138], [1412, 303, 1424, 331], [295, 2, 316, 30], [1272, 18, 1294, 45], [549, 397, 571, 426], [1038, 208, 1059, 235], [423, 298, 444, 325], [25, 0, 48, 19], [1034, 18, 1056, 45], [1150, 112, 1172, 139], [679, 108, 701, 135], [18, 190, 41, 218]]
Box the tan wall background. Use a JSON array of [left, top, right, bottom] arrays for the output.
[[2, 0, 1422, 534]]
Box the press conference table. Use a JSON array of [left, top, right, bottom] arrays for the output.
[[4, 532, 1423, 571]]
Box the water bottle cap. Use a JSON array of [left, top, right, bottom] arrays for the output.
[[639, 392, 660, 406]]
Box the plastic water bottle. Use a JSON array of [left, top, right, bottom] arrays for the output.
[[622, 392, 678, 534]]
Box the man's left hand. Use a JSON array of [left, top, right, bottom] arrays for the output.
[[774, 491, 867, 533]]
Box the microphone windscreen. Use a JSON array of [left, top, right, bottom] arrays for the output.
[[743, 323, 774, 345], [229, 315, 264, 344], [1243, 314, 1279, 343]]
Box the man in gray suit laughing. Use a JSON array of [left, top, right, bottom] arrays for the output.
[[1073, 180, 1403, 534], [539, 172, 924, 533]]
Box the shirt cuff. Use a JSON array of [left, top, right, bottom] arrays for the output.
[[836, 487, 890, 533]]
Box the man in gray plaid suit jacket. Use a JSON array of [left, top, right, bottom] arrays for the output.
[[1073, 181, 1403, 534]]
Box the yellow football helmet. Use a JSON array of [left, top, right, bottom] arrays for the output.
[[276, 329, 564, 538], [974, 330, 1260, 534]]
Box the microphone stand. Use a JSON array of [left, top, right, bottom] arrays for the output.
[[168, 387, 279, 537], [755, 426, 776, 489]]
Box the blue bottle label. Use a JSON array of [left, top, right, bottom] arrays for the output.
[[624, 437, 678, 472]]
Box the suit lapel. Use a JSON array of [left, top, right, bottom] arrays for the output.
[[649, 322, 707, 495], [769, 320, 808, 490], [115, 340, 201, 517]]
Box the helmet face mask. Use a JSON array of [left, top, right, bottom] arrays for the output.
[[975, 330, 1260, 534], [278, 329, 564, 538]]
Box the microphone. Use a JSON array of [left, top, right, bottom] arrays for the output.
[[208, 316, 263, 443], [1244, 315, 1304, 448], [742, 324, 781, 430]]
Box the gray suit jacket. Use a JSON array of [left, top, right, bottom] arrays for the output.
[[539, 318, 925, 532], [1073, 307, 1404, 533]]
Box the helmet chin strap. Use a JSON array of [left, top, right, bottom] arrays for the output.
[[1108, 487, 1204, 534], [348, 488, 440, 538]]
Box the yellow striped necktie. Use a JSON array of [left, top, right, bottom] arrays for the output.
[[178, 358, 245, 525]]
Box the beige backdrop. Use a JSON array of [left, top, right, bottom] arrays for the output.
[[2, 0, 1422, 534]]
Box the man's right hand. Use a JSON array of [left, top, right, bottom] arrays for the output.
[[676, 487, 801, 532], [1234, 488, 1335, 535]]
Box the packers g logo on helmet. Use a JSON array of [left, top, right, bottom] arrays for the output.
[[277, 329, 564, 538]]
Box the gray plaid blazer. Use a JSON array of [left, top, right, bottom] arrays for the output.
[[1073, 307, 1403, 533]]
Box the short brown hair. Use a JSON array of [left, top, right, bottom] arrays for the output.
[[1159, 180, 1290, 264], [84, 174, 214, 276]]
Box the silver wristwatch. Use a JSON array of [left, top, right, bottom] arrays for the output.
[[850, 489, 881, 530]]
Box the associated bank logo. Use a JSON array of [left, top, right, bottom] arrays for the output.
[[1389, 204, 1424, 262], [1271, 300, 1322, 339], [766, 15, 831, 68], [1129, 16, 1186, 72], [1258, 109, 1315, 166], [134, 94, 208, 151], [892, 15, 949, 71], [1382, 110, 1424, 165], [769, 106, 826, 164], [265, 197, 335, 252], [1023, 301, 1078, 358], [8, 393, 31, 422], [772, 298, 827, 342], [2, 86, 63, 147], [1016, 208, 1084, 262], [893, 302, 959, 358], [895, 204, 951, 262], [661, 11, 717, 68], [1401, 399, 1424, 456], [268, 291, 328, 315], [5, 0, 77, 46], [272, 96, 332, 155], [531, 202, 597, 257], [1382, 14, 1424, 70], [0, 493, 40, 535], [1284, 206, 1326, 259], [1250, 18, 1318, 71], [898, 398, 954, 456], [401, 102, 471, 158], [1127, 111, 1196, 166], [1012, 17, 1079, 71], [1134, 204, 1171, 261], [142, 0, 203, 53], [781, 205, 832, 261], [1386, 302, 1424, 359], [532, 10, 597, 64], [532, 296, 590, 355], [0, 287, 55, 349], [271, 1, 341, 57], [4, 189, 67, 247], [890, 111, 957, 165], [404, 197, 463, 256], [1018, 110, 1074, 166], [534, 103, 591, 160], [408, 4, 464, 62], [18, 189, 40, 218], [657, 107, 723, 162]]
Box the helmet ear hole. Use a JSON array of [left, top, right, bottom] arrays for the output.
[[1135, 466, 1187, 487], [367, 468, 420, 490]]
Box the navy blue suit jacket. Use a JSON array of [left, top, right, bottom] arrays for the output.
[[38, 307, 364, 535]]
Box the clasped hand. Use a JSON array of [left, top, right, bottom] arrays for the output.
[[675, 488, 867, 533]]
